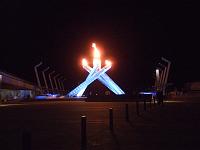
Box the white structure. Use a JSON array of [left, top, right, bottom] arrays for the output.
[[67, 43, 125, 97]]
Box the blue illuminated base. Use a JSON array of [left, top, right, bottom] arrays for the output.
[[139, 92, 156, 96], [35, 93, 61, 100]]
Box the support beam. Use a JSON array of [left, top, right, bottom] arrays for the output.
[[54, 74, 60, 93], [57, 76, 64, 94], [34, 62, 42, 92], [161, 57, 171, 95], [42, 67, 49, 93], [48, 71, 55, 93], [61, 78, 66, 92]]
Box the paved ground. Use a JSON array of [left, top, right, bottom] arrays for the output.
[[0, 99, 200, 150]]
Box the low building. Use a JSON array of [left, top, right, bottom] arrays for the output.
[[0, 70, 38, 101]]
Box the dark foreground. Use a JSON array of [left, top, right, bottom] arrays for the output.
[[0, 99, 200, 150]]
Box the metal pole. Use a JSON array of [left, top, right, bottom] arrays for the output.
[[153, 94, 156, 105], [165, 63, 171, 85], [149, 97, 152, 109], [81, 116, 87, 150], [156, 69, 160, 90], [159, 69, 164, 90], [162, 57, 171, 95], [0, 74, 2, 89], [159, 62, 167, 92], [42, 67, 49, 93], [109, 108, 113, 131], [161, 67, 167, 91], [164, 63, 171, 95], [34, 62, 42, 92], [61, 78, 66, 91], [54, 74, 60, 93], [61, 82, 64, 92], [125, 104, 129, 122], [57, 76, 64, 94], [144, 98, 146, 111], [48, 71, 55, 93]]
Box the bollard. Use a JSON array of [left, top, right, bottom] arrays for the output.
[[109, 108, 113, 131], [136, 99, 139, 116], [125, 104, 129, 122], [22, 131, 31, 150], [149, 98, 152, 110], [143, 98, 146, 111], [153, 97, 156, 105], [81, 116, 87, 150]]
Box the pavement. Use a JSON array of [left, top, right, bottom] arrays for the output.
[[0, 98, 200, 150]]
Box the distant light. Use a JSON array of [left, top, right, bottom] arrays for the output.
[[156, 69, 160, 81], [139, 92, 156, 95]]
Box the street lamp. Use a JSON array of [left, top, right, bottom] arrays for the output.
[[54, 74, 60, 93], [158, 63, 167, 92], [161, 57, 171, 95], [57, 76, 64, 94], [61, 78, 66, 92], [34, 62, 43, 92], [42, 67, 50, 93], [49, 70, 55, 93], [0, 74, 2, 89]]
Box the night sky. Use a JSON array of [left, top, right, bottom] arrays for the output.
[[1, 1, 199, 93]]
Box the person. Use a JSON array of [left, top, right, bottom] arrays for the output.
[[152, 92, 156, 104], [157, 91, 163, 105]]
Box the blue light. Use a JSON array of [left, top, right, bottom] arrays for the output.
[[139, 92, 156, 95], [35, 93, 61, 100], [35, 95, 48, 100]]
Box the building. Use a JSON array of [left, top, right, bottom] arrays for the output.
[[0, 70, 38, 101]]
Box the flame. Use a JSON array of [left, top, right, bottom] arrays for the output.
[[105, 60, 112, 66], [92, 43, 100, 58], [92, 43, 96, 48], [82, 58, 88, 67]]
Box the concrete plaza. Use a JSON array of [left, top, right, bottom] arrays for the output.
[[0, 99, 200, 150]]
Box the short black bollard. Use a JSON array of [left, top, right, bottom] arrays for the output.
[[143, 98, 146, 111], [81, 116, 87, 150], [149, 98, 152, 109], [22, 131, 31, 150], [125, 104, 129, 122], [153, 97, 156, 105], [109, 108, 113, 131], [136, 99, 139, 116]]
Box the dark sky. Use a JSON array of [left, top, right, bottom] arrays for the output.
[[1, 1, 199, 92]]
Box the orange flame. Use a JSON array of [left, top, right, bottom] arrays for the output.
[[105, 60, 112, 66], [92, 43, 100, 58], [82, 58, 88, 67]]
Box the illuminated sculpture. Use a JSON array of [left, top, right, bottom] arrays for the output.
[[67, 43, 125, 97]]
